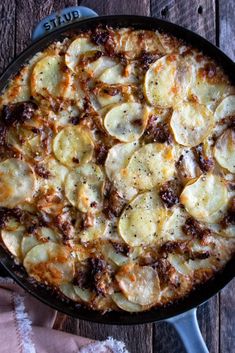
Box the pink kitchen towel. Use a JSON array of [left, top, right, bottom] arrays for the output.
[[0, 277, 129, 353]]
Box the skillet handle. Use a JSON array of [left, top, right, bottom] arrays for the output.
[[166, 308, 209, 353], [32, 6, 98, 42]]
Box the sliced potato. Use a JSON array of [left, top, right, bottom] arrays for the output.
[[125, 143, 175, 190], [161, 207, 190, 242], [176, 149, 201, 185], [169, 251, 219, 275], [144, 55, 191, 108], [214, 95, 235, 122], [221, 224, 235, 238], [214, 129, 235, 173], [105, 141, 139, 181], [53, 126, 94, 168], [23, 242, 74, 286], [102, 243, 129, 266], [111, 292, 145, 312], [190, 63, 231, 106], [59, 283, 81, 301], [3, 218, 21, 232], [49, 105, 80, 127], [65, 37, 100, 72], [78, 213, 107, 242], [63, 74, 85, 104], [124, 30, 164, 59], [21, 235, 40, 257], [1, 226, 25, 257], [105, 141, 139, 200], [65, 163, 104, 212], [170, 102, 214, 147], [116, 264, 160, 305], [180, 174, 228, 223], [87, 56, 117, 78], [167, 254, 191, 275], [1, 75, 30, 103], [96, 83, 135, 108], [119, 191, 167, 246], [96, 86, 124, 107], [7, 127, 43, 160], [21, 227, 59, 257], [73, 286, 93, 302], [187, 257, 216, 271], [31, 55, 71, 98], [111, 28, 130, 52], [97, 104, 118, 120], [0, 53, 44, 104], [73, 244, 91, 262], [22, 135, 43, 160], [43, 158, 69, 192], [99, 63, 138, 84], [104, 244, 143, 266], [0, 159, 35, 207], [157, 32, 182, 54], [104, 102, 148, 142]]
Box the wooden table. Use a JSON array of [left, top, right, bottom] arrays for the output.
[[0, 1, 234, 352]]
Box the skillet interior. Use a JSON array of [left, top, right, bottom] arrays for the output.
[[0, 15, 234, 324]]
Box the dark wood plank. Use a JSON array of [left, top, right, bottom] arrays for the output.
[[218, 0, 235, 59], [80, 0, 150, 16], [0, 0, 16, 73], [154, 297, 219, 353], [78, 321, 153, 353], [150, 1, 219, 352], [220, 282, 235, 353], [15, 0, 78, 54], [151, 0, 216, 43], [154, 321, 186, 353], [218, 2, 235, 353], [197, 296, 219, 353]]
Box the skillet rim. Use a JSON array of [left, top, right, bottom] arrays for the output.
[[0, 14, 234, 324]]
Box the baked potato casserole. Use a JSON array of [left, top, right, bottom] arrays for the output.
[[0, 27, 234, 312]]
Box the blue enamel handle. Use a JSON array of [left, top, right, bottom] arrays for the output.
[[166, 308, 209, 353], [32, 6, 98, 42]]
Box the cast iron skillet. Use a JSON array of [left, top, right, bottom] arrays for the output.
[[0, 6, 234, 353]]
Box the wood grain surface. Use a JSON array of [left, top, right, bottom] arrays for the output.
[[0, 0, 234, 352], [218, 2, 235, 353]]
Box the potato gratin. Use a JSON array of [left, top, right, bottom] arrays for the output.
[[0, 27, 234, 313]]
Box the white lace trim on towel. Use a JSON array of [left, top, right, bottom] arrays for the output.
[[13, 293, 36, 353], [0, 276, 14, 285], [80, 336, 130, 353]]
